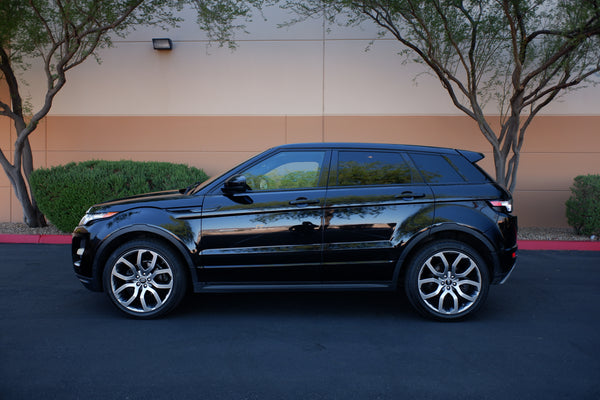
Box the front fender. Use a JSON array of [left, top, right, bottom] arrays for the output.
[[90, 213, 200, 291]]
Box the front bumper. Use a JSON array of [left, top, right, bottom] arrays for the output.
[[72, 229, 103, 292]]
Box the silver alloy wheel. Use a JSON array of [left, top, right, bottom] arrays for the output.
[[417, 250, 482, 315], [109, 248, 174, 313]]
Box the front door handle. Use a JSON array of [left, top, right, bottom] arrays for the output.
[[395, 191, 426, 200], [289, 197, 320, 206]]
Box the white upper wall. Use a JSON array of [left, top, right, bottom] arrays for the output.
[[21, 4, 600, 116]]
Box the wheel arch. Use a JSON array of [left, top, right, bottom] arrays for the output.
[[393, 224, 499, 287], [92, 225, 196, 292]]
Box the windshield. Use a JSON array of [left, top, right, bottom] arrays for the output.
[[184, 174, 222, 195]]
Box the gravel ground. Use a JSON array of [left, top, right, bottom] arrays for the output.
[[517, 227, 595, 241], [0, 222, 65, 236], [0, 222, 596, 241]]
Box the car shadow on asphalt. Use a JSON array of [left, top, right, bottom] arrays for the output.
[[175, 291, 417, 320]]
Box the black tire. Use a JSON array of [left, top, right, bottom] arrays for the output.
[[103, 239, 187, 319], [404, 240, 490, 321]]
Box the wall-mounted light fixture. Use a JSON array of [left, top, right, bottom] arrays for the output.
[[152, 38, 173, 50]]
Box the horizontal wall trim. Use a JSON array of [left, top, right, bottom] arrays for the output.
[[114, 38, 401, 44], [515, 190, 571, 193], [44, 113, 600, 117], [2, 114, 599, 227], [39, 149, 600, 154]]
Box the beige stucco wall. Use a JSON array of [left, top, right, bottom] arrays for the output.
[[2, 5, 599, 228], [2, 111, 599, 227]]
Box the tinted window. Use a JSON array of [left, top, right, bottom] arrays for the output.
[[410, 153, 465, 184], [336, 151, 412, 186], [446, 154, 490, 183], [241, 151, 326, 191]]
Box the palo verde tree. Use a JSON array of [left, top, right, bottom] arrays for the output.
[[0, 0, 258, 227], [280, 0, 600, 192]]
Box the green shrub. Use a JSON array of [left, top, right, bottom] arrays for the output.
[[565, 174, 600, 236], [30, 160, 208, 232]]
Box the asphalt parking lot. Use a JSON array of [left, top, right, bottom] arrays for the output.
[[1, 244, 599, 399]]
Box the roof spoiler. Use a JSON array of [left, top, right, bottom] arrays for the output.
[[457, 149, 484, 163]]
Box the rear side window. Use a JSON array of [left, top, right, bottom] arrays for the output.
[[336, 151, 412, 186], [410, 153, 466, 184]]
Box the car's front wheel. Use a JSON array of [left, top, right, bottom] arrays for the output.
[[404, 240, 490, 321], [103, 240, 187, 319]]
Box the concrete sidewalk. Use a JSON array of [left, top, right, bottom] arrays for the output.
[[1, 233, 600, 250]]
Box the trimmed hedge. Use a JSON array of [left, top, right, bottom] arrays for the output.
[[30, 160, 208, 232], [566, 174, 600, 236]]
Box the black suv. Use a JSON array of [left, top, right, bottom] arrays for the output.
[[72, 143, 517, 320]]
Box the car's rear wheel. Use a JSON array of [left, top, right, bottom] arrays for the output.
[[404, 240, 489, 321], [103, 240, 187, 319]]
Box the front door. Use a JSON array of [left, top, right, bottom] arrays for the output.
[[198, 150, 329, 284]]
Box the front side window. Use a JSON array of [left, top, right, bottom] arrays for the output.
[[336, 151, 412, 186], [241, 151, 326, 191]]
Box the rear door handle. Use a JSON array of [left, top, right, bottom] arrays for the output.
[[395, 191, 426, 200], [289, 197, 320, 206]]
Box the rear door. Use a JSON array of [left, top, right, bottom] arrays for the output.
[[322, 149, 434, 282]]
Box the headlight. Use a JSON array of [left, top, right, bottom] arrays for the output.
[[79, 211, 119, 226]]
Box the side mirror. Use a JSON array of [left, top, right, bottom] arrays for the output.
[[222, 175, 248, 194]]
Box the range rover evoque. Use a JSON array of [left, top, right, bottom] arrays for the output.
[[72, 142, 518, 320]]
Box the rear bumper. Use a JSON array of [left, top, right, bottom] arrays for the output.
[[492, 244, 518, 284], [499, 260, 517, 284]]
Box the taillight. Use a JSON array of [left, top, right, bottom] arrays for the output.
[[489, 200, 513, 213]]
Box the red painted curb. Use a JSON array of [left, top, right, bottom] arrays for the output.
[[39, 235, 72, 244], [0, 234, 41, 244], [0, 234, 71, 245], [517, 240, 600, 251]]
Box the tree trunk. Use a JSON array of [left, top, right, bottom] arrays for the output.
[[1, 156, 47, 228], [492, 147, 508, 189]]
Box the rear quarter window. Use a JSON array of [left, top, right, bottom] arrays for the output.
[[410, 153, 485, 184], [445, 154, 490, 183]]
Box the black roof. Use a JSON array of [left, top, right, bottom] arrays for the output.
[[272, 142, 483, 162]]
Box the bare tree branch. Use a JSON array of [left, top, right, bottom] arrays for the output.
[[1, 0, 260, 226], [281, 0, 600, 190]]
